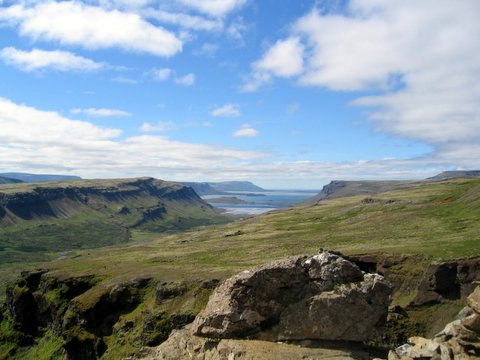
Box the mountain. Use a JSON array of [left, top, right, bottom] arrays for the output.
[[180, 182, 224, 196], [0, 172, 82, 183], [180, 181, 264, 195], [2, 176, 480, 359], [307, 180, 421, 204], [427, 170, 480, 180], [0, 177, 227, 264], [209, 181, 264, 192], [308, 170, 480, 204], [0, 176, 22, 185]]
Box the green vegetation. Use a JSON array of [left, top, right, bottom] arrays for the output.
[[0, 177, 229, 268], [1, 177, 480, 358]]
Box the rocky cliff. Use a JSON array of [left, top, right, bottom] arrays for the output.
[[0, 177, 227, 263], [390, 285, 480, 359]]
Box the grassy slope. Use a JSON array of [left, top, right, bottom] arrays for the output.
[[2, 177, 480, 359], [42, 177, 480, 279], [0, 178, 229, 301]]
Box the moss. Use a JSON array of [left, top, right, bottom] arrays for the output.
[[0, 308, 24, 359], [11, 331, 64, 360]]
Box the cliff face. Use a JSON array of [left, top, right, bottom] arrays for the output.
[[0, 178, 227, 262], [0, 177, 205, 224], [308, 180, 420, 204]]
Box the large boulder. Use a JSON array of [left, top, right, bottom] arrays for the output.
[[193, 250, 392, 342]]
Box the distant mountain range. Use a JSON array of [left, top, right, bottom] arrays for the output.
[[426, 170, 480, 180], [0, 176, 22, 185], [0, 172, 82, 183], [180, 181, 264, 195]]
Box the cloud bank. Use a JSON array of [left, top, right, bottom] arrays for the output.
[[244, 0, 480, 173], [0, 1, 182, 57]]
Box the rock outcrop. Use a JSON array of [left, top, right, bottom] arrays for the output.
[[413, 258, 480, 305], [147, 251, 392, 359], [389, 285, 480, 359], [138, 326, 372, 360], [193, 251, 391, 342]]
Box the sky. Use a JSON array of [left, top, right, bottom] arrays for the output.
[[0, 0, 479, 189]]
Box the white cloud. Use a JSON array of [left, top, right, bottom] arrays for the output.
[[152, 67, 172, 81], [256, 37, 304, 77], [111, 76, 138, 84], [211, 104, 240, 117], [244, 37, 304, 91], [233, 124, 258, 137], [0, 98, 120, 149], [70, 108, 132, 117], [141, 120, 212, 132], [193, 43, 219, 57], [244, 1, 480, 167], [226, 18, 247, 41], [0, 97, 266, 179], [0, 1, 182, 57], [286, 102, 300, 115], [175, 73, 196, 86], [0, 47, 103, 72], [1, 97, 478, 184], [144, 9, 222, 31], [141, 121, 176, 132], [177, 0, 247, 17]]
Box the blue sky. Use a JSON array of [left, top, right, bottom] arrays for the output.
[[0, 0, 479, 189]]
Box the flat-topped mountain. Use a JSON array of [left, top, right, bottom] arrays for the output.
[[209, 181, 264, 192], [427, 170, 480, 180], [0, 172, 82, 183], [308, 170, 480, 204], [308, 180, 421, 204], [180, 181, 264, 195], [0, 177, 227, 264]]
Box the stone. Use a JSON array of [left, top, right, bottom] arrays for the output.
[[143, 326, 371, 360], [193, 251, 392, 342], [461, 313, 480, 333], [192, 256, 309, 339], [305, 251, 363, 283], [155, 281, 187, 303], [272, 273, 391, 342], [468, 286, 480, 314], [394, 286, 480, 360]]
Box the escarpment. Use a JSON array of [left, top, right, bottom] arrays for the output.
[[0, 177, 215, 226], [0, 178, 227, 260]]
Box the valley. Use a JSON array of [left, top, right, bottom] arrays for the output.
[[0, 174, 479, 359]]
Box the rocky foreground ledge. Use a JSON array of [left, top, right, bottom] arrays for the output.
[[390, 285, 480, 360], [136, 250, 393, 359]]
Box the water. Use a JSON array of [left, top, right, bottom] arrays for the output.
[[202, 190, 319, 215]]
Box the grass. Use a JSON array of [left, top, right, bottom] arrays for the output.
[[0, 177, 230, 272], [33, 177, 480, 291]]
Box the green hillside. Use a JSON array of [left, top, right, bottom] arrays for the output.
[[1, 177, 479, 359], [0, 177, 228, 266]]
